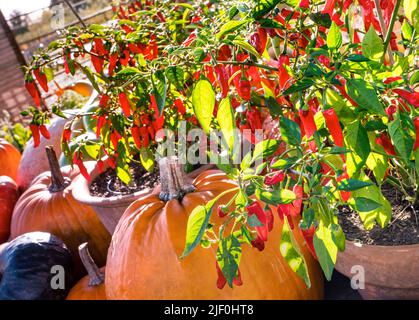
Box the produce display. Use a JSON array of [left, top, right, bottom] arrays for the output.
[[0, 0, 417, 302]]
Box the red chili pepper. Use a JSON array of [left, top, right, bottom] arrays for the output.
[[413, 118, 419, 151], [182, 32, 196, 47], [151, 95, 164, 131], [322, 0, 336, 17], [107, 157, 117, 169], [249, 28, 267, 55], [266, 208, 274, 232], [174, 98, 186, 115], [246, 202, 268, 241], [300, 225, 317, 259], [291, 185, 303, 217], [393, 89, 419, 107], [73, 153, 90, 181], [93, 38, 108, 56], [277, 204, 294, 229], [25, 81, 41, 107], [383, 76, 402, 84], [139, 126, 150, 148], [97, 160, 105, 174], [376, 133, 396, 156], [214, 65, 229, 98], [63, 50, 71, 75], [96, 116, 106, 138], [29, 124, 41, 147], [215, 262, 227, 290], [217, 205, 228, 218], [237, 78, 251, 101], [108, 53, 119, 75], [99, 94, 110, 108], [246, 107, 263, 131], [39, 125, 50, 140], [386, 105, 397, 120], [264, 171, 285, 186], [131, 126, 142, 149], [299, 108, 317, 151], [299, 0, 310, 9], [110, 131, 122, 150], [323, 108, 344, 147], [62, 128, 72, 143], [337, 170, 351, 202], [34, 69, 49, 92], [251, 236, 265, 251], [119, 92, 131, 117], [278, 55, 291, 90], [91, 53, 104, 74]]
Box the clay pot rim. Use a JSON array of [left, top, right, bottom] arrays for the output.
[[344, 239, 419, 252], [72, 161, 216, 208], [72, 161, 155, 207]]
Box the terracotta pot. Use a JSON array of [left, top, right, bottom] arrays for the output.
[[72, 161, 215, 234], [335, 240, 419, 300]]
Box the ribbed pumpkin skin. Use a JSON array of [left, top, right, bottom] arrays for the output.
[[10, 166, 111, 278], [66, 267, 106, 300], [0, 176, 19, 243], [0, 139, 21, 181], [106, 170, 323, 300]]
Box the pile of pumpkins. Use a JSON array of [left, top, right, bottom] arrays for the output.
[[0, 122, 324, 300]]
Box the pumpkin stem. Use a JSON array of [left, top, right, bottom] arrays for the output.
[[46, 146, 70, 192], [78, 242, 104, 286], [158, 156, 196, 201]]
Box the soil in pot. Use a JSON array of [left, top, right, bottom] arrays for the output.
[[339, 184, 419, 246], [89, 162, 160, 198]]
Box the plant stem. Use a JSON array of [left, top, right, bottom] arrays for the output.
[[373, 0, 395, 65], [383, 0, 402, 57], [46, 146, 70, 192], [78, 243, 104, 286]]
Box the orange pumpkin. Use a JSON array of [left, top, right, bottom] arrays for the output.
[[67, 243, 106, 300], [106, 157, 323, 300], [0, 139, 21, 181], [0, 176, 19, 243], [10, 146, 111, 278]]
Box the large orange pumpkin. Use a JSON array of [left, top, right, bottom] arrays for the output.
[[67, 243, 106, 300], [10, 146, 111, 278], [0, 176, 19, 243], [106, 157, 323, 300], [0, 139, 21, 181]]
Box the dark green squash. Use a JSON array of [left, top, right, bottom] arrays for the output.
[[0, 232, 74, 300]]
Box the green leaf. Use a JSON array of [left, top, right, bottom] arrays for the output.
[[388, 113, 414, 162], [313, 221, 337, 281], [327, 22, 342, 51], [401, 19, 413, 40], [140, 148, 155, 172], [232, 39, 261, 58], [282, 79, 315, 95], [404, 0, 418, 27], [165, 66, 185, 91], [271, 157, 298, 170], [337, 179, 374, 191], [216, 20, 250, 39], [280, 117, 301, 146], [345, 121, 371, 165], [280, 219, 311, 288], [252, 139, 279, 162], [309, 12, 332, 28], [255, 188, 296, 205], [116, 67, 140, 76], [348, 197, 382, 212], [252, 0, 281, 19], [152, 70, 167, 116], [116, 165, 132, 185], [350, 174, 392, 229], [192, 79, 215, 134], [217, 97, 237, 157], [331, 223, 346, 252], [216, 235, 242, 287], [81, 66, 100, 93], [346, 79, 386, 116], [362, 26, 384, 61]]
